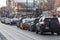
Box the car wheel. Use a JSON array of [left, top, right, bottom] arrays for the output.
[[30, 25, 36, 32], [36, 30, 39, 34], [5, 21, 7, 24], [28, 27, 30, 31], [40, 30, 43, 35], [36, 26, 39, 34], [10, 22, 12, 25], [28, 26, 33, 31], [39, 26, 43, 35], [16, 22, 20, 27], [57, 32, 60, 35], [1, 21, 3, 23], [51, 32, 54, 35], [20, 23, 24, 29]]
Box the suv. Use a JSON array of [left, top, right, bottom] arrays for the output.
[[36, 17, 60, 35]]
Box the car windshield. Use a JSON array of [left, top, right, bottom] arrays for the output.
[[8, 14, 15, 18], [44, 18, 58, 22]]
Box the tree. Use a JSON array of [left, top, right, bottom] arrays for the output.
[[38, 0, 55, 11]]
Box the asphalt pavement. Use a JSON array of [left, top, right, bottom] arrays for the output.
[[0, 32, 7, 40], [0, 22, 60, 40]]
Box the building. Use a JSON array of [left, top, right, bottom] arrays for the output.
[[15, 2, 36, 17], [6, 0, 15, 14], [54, 0, 60, 8]]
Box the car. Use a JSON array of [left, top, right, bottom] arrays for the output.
[[10, 13, 21, 25], [19, 17, 31, 29], [16, 17, 26, 28], [16, 17, 35, 29], [4, 13, 21, 25], [1, 17, 6, 23], [36, 17, 60, 35], [28, 18, 38, 32], [1, 14, 7, 23], [4, 14, 15, 24]]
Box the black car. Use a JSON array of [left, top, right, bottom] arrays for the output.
[[36, 17, 60, 35], [28, 18, 39, 32]]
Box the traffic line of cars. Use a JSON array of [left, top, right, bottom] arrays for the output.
[[16, 16, 60, 35], [1, 15, 60, 35], [1, 13, 21, 25]]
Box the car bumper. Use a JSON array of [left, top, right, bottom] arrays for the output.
[[41, 26, 60, 32], [11, 21, 18, 24]]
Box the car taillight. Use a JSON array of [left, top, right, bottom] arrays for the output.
[[56, 22, 60, 25], [57, 22, 60, 25], [42, 22, 45, 25], [42, 21, 45, 25]]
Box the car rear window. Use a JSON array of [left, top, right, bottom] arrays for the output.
[[44, 18, 58, 22]]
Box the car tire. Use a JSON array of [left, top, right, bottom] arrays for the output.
[[20, 23, 25, 29], [51, 32, 54, 35], [40, 30, 44, 35], [1, 21, 3, 23], [36, 25, 39, 34], [28, 27, 33, 31], [36, 30, 39, 34], [5, 21, 7, 24], [39, 26, 44, 35], [16, 22, 20, 27], [57, 32, 60, 35], [30, 26, 36, 32], [10, 22, 12, 25]]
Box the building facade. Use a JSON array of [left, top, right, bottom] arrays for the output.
[[15, 2, 36, 17], [6, 0, 15, 14]]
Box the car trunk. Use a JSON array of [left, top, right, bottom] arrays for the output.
[[44, 18, 59, 31]]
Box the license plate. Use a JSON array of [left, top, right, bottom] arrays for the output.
[[45, 27, 49, 29]]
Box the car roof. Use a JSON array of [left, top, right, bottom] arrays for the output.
[[39, 17, 58, 21]]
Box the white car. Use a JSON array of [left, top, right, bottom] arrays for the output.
[[4, 17, 21, 24], [1, 17, 6, 23], [5, 13, 21, 24], [4, 17, 11, 24]]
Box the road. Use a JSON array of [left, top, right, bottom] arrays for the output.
[[0, 22, 60, 40]]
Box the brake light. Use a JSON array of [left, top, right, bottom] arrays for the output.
[[57, 22, 60, 24], [42, 22, 45, 25], [42, 21, 45, 25]]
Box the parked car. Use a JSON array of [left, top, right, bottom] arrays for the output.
[[36, 17, 60, 35], [1, 17, 6, 23], [4, 13, 21, 24], [28, 17, 39, 31], [16, 17, 26, 28], [20, 18, 31, 29], [16, 17, 36, 29], [1, 14, 7, 23]]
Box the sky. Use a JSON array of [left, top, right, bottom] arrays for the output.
[[0, 0, 6, 8]]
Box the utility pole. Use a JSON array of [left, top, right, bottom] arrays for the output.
[[26, 0, 28, 17], [33, 0, 35, 17]]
